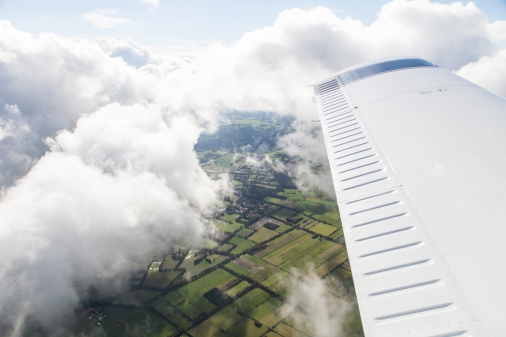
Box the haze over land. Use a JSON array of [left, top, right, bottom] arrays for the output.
[[0, 0, 505, 336]]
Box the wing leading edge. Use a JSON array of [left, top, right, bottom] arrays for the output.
[[313, 57, 506, 337]]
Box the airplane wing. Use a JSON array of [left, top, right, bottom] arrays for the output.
[[313, 57, 506, 337]]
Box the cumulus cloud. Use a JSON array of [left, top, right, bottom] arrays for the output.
[[278, 126, 335, 196], [82, 9, 130, 29], [95, 37, 158, 68], [157, 0, 503, 124], [283, 271, 352, 337], [0, 20, 228, 335], [1, 0, 506, 334], [0, 20, 158, 187], [457, 49, 506, 97], [0, 103, 230, 335]]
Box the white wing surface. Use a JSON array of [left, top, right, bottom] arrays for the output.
[[313, 57, 506, 337]]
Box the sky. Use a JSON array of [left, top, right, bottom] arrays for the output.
[[0, 0, 505, 46], [1, 1, 506, 336]]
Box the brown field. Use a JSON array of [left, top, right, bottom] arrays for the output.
[[233, 257, 264, 273]]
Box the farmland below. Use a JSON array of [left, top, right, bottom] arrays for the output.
[[75, 112, 363, 337]]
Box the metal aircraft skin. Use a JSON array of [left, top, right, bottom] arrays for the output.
[[313, 57, 506, 337]]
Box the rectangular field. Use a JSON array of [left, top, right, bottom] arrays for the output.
[[225, 261, 252, 276], [226, 281, 250, 297], [271, 207, 296, 221], [161, 256, 181, 270], [235, 288, 270, 312], [308, 222, 337, 236], [279, 241, 336, 271], [249, 227, 277, 243], [255, 230, 305, 259], [143, 271, 181, 288], [229, 237, 255, 254]]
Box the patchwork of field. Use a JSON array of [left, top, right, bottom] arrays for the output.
[[88, 206, 356, 337], [77, 113, 362, 337]]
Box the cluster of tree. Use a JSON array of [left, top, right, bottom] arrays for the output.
[[287, 216, 303, 224], [264, 222, 280, 230], [203, 288, 232, 306]]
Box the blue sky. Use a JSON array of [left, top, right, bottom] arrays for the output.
[[0, 0, 505, 44]]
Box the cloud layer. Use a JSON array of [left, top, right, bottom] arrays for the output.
[[0, 0, 506, 334], [83, 9, 131, 29]]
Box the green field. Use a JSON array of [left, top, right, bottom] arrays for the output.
[[279, 240, 336, 271], [147, 297, 193, 329], [249, 227, 277, 243], [225, 262, 251, 276], [311, 250, 349, 278], [226, 280, 250, 297], [188, 268, 236, 295], [218, 243, 234, 252], [116, 289, 161, 306], [264, 196, 283, 205], [308, 222, 338, 236], [249, 297, 282, 321], [228, 317, 269, 337], [235, 288, 270, 312], [268, 237, 321, 267], [215, 214, 244, 232], [214, 153, 246, 167], [250, 265, 280, 282], [189, 304, 244, 337], [143, 271, 181, 288], [271, 207, 296, 221], [179, 251, 228, 276], [98, 306, 177, 337], [262, 234, 311, 262], [161, 256, 181, 270], [256, 231, 306, 259], [164, 269, 235, 321], [229, 237, 255, 254], [277, 189, 304, 201], [236, 228, 253, 238]]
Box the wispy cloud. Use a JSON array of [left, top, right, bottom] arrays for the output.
[[82, 9, 130, 29], [139, 0, 160, 8]]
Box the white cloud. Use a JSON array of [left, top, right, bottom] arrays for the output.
[[95, 37, 156, 68], [488, 20, 506, 42], [0, 103, 231, 334], [283, 271, 353, 337], [0, 104, 29, 141], [82, 9, 130, 29], [156, 0, 503, 126], [0, 20, 230, 334], [140, 0, 160, 8], [0, 49, 16, 63], [456, 49, 506, 97]]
